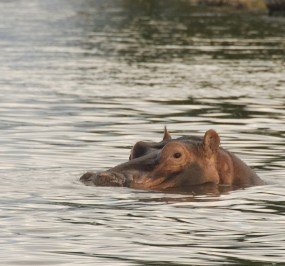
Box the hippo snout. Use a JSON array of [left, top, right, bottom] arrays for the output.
[[80, 171, 129, 187]]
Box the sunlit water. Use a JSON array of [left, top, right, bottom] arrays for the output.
[[0, 0, 284, 265]]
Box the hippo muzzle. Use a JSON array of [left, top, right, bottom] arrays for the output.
[[80, 171, 130, 187], [80, 150, 163, 188]]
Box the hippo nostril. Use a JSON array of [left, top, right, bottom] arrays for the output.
[[98, 172, 109, 177]]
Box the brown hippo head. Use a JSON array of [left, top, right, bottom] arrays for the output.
[[80, 128, 264, 192]]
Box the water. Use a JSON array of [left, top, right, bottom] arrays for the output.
[[0, 0, 285, 265]]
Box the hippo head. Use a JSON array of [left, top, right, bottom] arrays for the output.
[[80, 128, 222, 191]]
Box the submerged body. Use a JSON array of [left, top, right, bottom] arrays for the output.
[[80, 128, 264, 192]]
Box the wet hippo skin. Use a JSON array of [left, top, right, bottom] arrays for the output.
[[80, 128, 264, 192]]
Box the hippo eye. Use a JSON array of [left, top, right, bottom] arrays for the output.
[[173, 152, 182, 159]]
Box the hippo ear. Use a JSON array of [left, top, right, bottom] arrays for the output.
[[163, 126, 172, 141], [203, 129, 220, 157]]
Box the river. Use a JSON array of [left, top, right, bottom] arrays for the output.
[[0, 0, 284, 265]]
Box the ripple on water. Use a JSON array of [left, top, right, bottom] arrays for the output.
[[0, 0, 285, 265]]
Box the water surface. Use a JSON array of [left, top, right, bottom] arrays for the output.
[[0, 1, 284, 265]]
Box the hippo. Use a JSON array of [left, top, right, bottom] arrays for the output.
[[80, 128, 264, 192]]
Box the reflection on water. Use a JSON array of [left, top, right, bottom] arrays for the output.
[[0, 0, 284, 265]]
